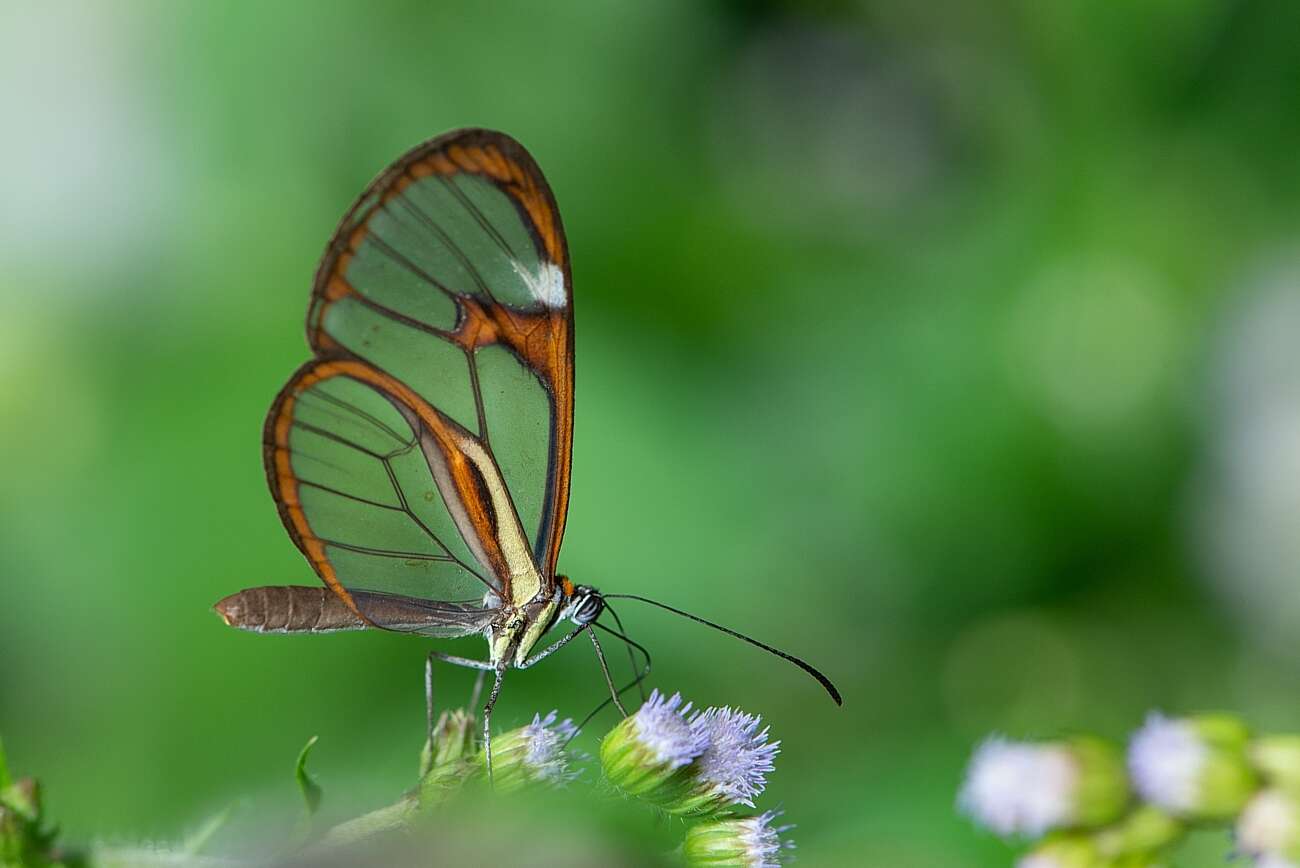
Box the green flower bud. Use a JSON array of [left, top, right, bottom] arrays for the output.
[[1016, 833, 1101, 868], [1020, 834, 1167, 868], [1253, 735, 1300, 793], [418, 709, 477, 805], [683, 810, 792, 867], [474, 711, 578, 794], [601, 690, 707, 807], [1127, 713, 1257, 820], [1093, 805, 1183, 859]]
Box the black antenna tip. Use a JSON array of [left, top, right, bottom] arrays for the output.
[[605, 593, 844, 707]]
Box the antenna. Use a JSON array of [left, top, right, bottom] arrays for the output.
[[603, 593, 843, 706]]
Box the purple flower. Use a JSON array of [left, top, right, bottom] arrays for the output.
[[689, 706, 780, 808]]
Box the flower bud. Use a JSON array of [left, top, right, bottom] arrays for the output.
[[683, 810, 793, 867], [960, 736, 1129, 838], [1238, 788, 1300, 864], [476, 711, 578, 794], [601, 690, 707, 806], [418, 709, 476, 804], [1127, 713, 1256, 819], [1092, 804, 1182, 859], [1253, 736, 1300, 793], [1015, 834, 1100, 868]]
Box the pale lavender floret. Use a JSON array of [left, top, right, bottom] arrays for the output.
[[633, 689, 709, 770], [689, 706, 781, 807], [1127, 712, 1206, 812], [958, 736, 1076, 837], [521, 710, 580, 784], [738, 810, 795, 868]]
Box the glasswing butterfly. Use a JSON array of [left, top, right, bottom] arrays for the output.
[[214, 128, 841, 772]]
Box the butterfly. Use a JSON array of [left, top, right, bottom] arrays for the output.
[[214, 128, 840, 770]]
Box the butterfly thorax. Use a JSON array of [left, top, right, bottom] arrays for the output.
[[487, 576, 604, 668], [489, 592, 560, 668]]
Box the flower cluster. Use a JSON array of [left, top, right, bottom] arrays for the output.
[[959, 712, 1300, 867], [600, 690, 793, 866]]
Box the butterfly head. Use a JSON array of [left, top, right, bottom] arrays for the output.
[[558, 575, 604, 626]]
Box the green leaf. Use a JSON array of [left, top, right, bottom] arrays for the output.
[[295, 736, 322, 818]]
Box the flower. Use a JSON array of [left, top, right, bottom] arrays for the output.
[[480, 710, 579, 793], [688, 706, 780, 809], [960, 737, 1077, 837], [959, 735, 1126, 838], [1127, 712, 1256, 819], [632, 690, 708, 770], [603, 692, 786, 816], [682, 810, 794, 867], [1238, 789, 1300, 863], [601, 690, 708, 803], [956, 732, 1128, 842]]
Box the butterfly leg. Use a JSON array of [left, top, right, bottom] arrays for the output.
[[587, 627, 628, 717], [425, 652, 437, 749], [423, 651, 497, 776], [482, 667, 506, 786], [517, 623, 587, 668]]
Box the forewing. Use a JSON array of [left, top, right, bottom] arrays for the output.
[[264, 357, 546, 629], [304, 128, 574, 600]]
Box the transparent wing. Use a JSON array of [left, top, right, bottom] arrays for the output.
[[303, 128, 574, 605], [264, 357, 549, 628]]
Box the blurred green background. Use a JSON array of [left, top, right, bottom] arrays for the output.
[[3, 1, 1300, 865]]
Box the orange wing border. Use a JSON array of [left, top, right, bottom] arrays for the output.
[[268, 129, 575, 615]]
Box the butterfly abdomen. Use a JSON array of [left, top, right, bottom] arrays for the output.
[[213, 585, 367, 633]]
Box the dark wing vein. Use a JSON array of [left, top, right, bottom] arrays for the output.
[[335, 285, 458, 342], [363, 227, 461, 300], [380, 454, 492, 588], [391, 192, 499, 307], [317, 537, 456, 562], [297, 477, 405, 512], [440, 174, 517, 259], [297, 390, 415, 450], [289, 403, 495, 591], [466, 350, 490, 446]]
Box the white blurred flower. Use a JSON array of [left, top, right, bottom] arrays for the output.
[[959, 737, 1077, 837], [1128, 713, 1206, 813], [1239, 789, 1300, 862]]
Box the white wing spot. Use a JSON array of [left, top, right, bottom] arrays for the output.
[[513, 260, 567, 309]]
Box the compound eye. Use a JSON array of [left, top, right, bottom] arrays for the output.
[[575, 595, 602, 625]]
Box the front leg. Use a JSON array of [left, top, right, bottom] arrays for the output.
[[426, 650, 496, 671], [482, 667, 506, 786], [517, 623, 587, 669]]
